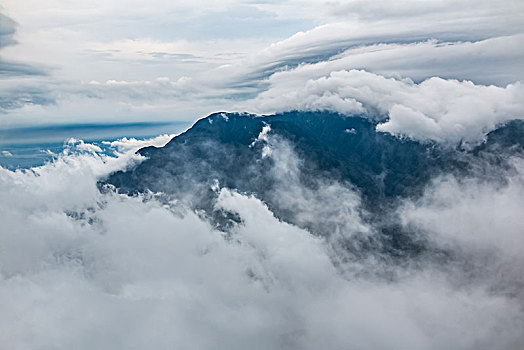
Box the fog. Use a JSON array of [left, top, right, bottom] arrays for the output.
[[1, 134, 523, 349]]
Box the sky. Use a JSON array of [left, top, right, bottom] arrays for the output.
[[1, 0, 523, 135]]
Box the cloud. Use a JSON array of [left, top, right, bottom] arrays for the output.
[[242, 69, 524, 144], [324, 0, 523, 24], [398, 156, 524, 300], [83, 76, 197, 101], [0, 82, 56, 112], [265, 35, 524, 85], [101, 134, 176, 153], [250, 126, 370, 238], [0, 60, 47, 77], [0, 12, 17, 48], [1, 0, 523, 126], [1, 136, 523, 349], [219, 0, 524, 87], [0, 11, 47, 78]]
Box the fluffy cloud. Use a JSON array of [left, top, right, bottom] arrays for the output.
[[243, 69, 524, 144], [1, 136, 523, 349]]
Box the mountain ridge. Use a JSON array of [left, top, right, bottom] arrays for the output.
[[104, 111, 524, 250]]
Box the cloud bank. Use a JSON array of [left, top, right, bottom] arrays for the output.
[[242, 69, 524, 144], [1, 135, 523, 349]]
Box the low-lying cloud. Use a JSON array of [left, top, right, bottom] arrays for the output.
[[1, 135, 523, 349]]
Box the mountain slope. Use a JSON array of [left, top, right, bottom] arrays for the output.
[[104, 111, 523, 256]]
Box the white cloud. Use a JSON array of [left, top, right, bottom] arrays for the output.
[[1, 0, 523, 127], [398, 156, 524, 301], [102, 134, 175, 153], [243, 69, 524, 144], [262, 35, 524, 85], [252, 128, 370, 237], [1, 138, 523, 348]]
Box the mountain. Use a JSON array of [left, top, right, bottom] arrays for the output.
[[104, 111, 523, 259]]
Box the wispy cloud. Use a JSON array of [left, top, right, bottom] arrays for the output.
[[0, 12, 48, 78]]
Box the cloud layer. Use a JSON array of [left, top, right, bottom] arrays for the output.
[[1, 135, 523, 349], [1, 0, 523, 131]]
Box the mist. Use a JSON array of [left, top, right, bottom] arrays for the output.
[[1, 133, 523, 349]]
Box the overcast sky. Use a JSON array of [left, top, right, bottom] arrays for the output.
[[1, 0, 523, 131]]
